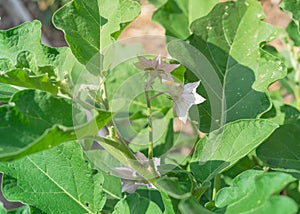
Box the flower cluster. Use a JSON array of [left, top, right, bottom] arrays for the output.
[[135, 55, 205, 123]]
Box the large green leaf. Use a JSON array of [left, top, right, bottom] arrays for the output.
[[168, 0, 286, 132], [257, 124, 300, 179], [0, 21, 83, 81], [0, 89, 111, 161], [0, 141, 106, 213], [192, 120, 278, 171], [152, 0, 218, 39], [53, 0, 141, 65], [215, 170, 297, 214], [113, 193, 162, 214]]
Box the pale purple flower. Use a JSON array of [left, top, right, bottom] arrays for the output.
[[169, 81, 205, 123], [113, 152, 160, 193], [134, 55, 179, 81]]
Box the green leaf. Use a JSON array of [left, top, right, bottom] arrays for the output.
[[0, 83, 19, 102], [0, 141, 106, 213], [222, 156, 255, 179], [160, 191, 176, 214], [136, 188, 165, 212], [257, 124, 300, 179], [0, 89, 111, 161], [0, 21, 83, 92], [189, 0, 219, 26], [155, 172, 193, 199], [190, 160, 229, 183], [169, 0, 286, 132], [281, 0, 300, 20], [215, 170, 297, 214], [101, 171, 122, 200], [113, 193, 162, 214], [152, 0, 190, 39], [148, 0, 167, 8], [179, 197, 214, 214], [53, 0, 141, 65], [0, 69, 58, 95], [129, 111, 173, 153], [281, 0, 300, 43], [152, 0, 219, 39], [192, 120, 278, 171], [286, 20, 300, 46], [262, 102, 300, 126]]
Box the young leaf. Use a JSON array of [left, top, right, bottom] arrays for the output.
[[215, 170, 297, 214], [113, 193, 162, 214], [168, 0, 286, 132], [0, 89, 111, 161], [0, 141, 106, 213], [192, 120, 278, 172], [53, 0, 141, 65], [257, 124, 300, 179]]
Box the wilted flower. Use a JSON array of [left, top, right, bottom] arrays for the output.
[[134, 55, 179, 82], [113, 152, 160, 193], [169, 81, 205, 123]]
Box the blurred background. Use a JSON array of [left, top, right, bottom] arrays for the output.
[[0, 0, 292, 210]]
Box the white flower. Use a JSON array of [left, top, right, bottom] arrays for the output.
[[169, 81, 205, 123], [113, 152, 160, 193], [134, 55, 179, 81]]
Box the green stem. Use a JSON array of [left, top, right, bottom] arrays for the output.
[[145, 89, 154, 161], [150, 91, 167, 100], [194, 185, 209, 200], [212, 174, 221, 201], [145, 86, 159, 178]]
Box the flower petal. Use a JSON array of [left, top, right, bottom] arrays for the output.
[[121, 180, 139, 193]]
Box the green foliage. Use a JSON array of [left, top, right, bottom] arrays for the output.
[[257, 124, 300, 179], [215, 170, 298, 214], [0, 0, 299, 213], [152, 0, 219, 39], [0, 141, 106, 213], [169, 0, 286, 132], [191, 120, 278, 172], [113, 193, 162, 214], [53, 0, 141, 65]]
